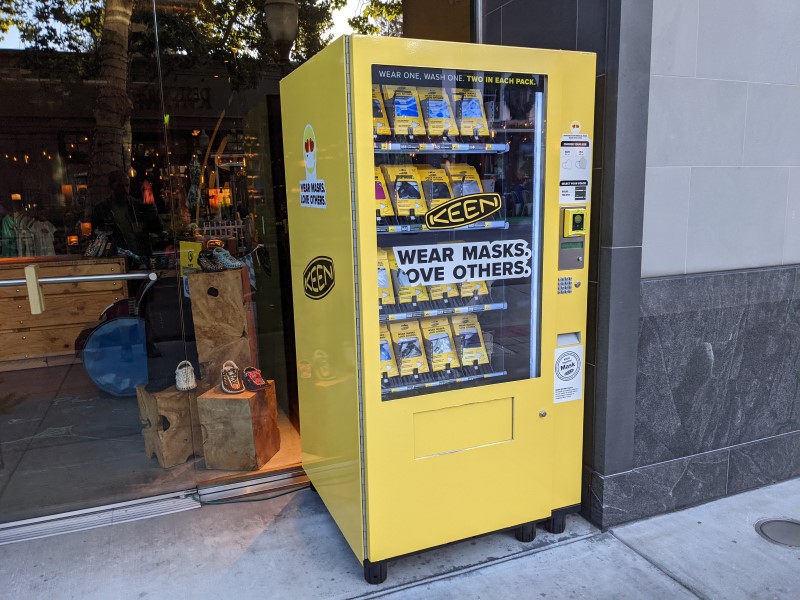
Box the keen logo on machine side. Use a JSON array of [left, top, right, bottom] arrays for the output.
[[303, 256, 335, 300], [424, 193, 502, 230]]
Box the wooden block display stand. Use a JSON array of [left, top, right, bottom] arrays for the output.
[[137, 385, 203, 468], [196, 383, 281, 471], [187, 269, 257, 392]]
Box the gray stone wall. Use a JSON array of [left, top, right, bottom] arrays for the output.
[[590, 266, 800, 527]]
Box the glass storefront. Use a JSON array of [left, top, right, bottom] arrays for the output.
[[0, 1, 301, 523]]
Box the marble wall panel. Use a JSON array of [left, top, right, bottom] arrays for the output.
[[635, 267, 800, 467], [727, 431, 800, 495], [587, 450, 729, 528]]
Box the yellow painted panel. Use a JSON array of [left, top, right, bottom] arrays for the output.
[[348, 35, 595, 561], [413, 397, 513, 458], [287, 35, 595, 566], [280, 37, 364, 561]]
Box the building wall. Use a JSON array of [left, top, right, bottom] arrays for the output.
[[403, 0, 471, 42], [479, 0, 653, 527], [589, 0, 800, 528], [642, 0, 800, 277]]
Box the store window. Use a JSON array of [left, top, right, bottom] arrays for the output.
[[0, 0, 301, 524]]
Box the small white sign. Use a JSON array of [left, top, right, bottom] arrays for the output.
[[554, 345, 583, 403], [392, 239, 532, 286], [300, 180, 327, 208], [559, 133, 591, 205]]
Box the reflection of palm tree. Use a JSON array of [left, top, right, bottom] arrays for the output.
[[187, 156, 202, 211]]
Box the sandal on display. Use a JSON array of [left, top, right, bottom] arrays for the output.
[[221, 360, 244, 394], [198, 250, 225, 272], [243, 367, 269, 391], [213, 246, 244, 269]]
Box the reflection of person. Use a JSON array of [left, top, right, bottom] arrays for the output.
[[92, 170, 162, 262]]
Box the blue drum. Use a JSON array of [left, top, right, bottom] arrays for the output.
[[82, 316, 149, 397]]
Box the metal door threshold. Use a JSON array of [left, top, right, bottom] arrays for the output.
[[197, 467, 309, 502], [0, 490, 199, 545], [0, 468, 308, 545]]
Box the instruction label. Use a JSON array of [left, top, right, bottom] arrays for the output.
[[559, 134, 591, 204], [554, 345, 583, 403], [300, 180, 327, 208], [392, 240, 532, 285]]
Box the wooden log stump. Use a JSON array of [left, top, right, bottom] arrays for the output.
[[137, 385, 203, 468], [186, 269, 258, 391], [196, 382, 280, 471]]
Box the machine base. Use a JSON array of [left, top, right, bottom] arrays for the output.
[[513, 521, 537, 542], [363, 559, 388, 585], [543, 503, 580, 534], [359, 503, 582, 584]]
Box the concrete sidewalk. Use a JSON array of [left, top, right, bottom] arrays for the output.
[[1, 478, 798, 599]]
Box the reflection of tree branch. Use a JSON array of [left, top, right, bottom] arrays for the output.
[[219, 0, 245, 49]]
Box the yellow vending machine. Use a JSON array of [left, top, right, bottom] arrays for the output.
[[281, 35, 594, 584]]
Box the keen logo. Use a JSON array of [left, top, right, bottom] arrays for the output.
[[424, 193, 502, 230], [303, 256, 335, 300]]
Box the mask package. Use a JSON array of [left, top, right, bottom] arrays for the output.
[[446, 163, 484, 197], [372, 85, 392, 137], [389, 320, 430, 378], [379, 323, 400, 384], [383, 85, 426, 138], [452, 88, 490, 138], [377, 247, 396, 311], [382, 164, 428, 220], [420, 317, 460, 375], [387, 247, 430, 306], [418, 87, 459, 138], [375, 167, 394, 220], [416, 165, 454, 211], [450, 314, 491, 370]]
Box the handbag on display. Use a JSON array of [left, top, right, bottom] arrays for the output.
[[175, 360, 197, 391]]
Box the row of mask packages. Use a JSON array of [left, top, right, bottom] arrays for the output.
[[372, 84, 490, 138], [379, 314, 491, 379], [377, 247, 490, 306], [375, 163, 483, 218]]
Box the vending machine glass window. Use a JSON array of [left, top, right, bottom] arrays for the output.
[[373, 66, 546, 401]]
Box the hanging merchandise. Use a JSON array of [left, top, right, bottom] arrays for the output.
[[186, 156, 201, 212], [142, 180, 155, 205]]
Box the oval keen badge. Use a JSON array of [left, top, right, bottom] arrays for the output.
[[424, 193, 502, 230], [303, 256, 335, 300]]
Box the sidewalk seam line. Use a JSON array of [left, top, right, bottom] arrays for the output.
[[348, 530, 603, 599], [609, 530, 707, 600]]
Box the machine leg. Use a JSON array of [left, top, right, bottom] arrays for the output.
[[363, 559, 388, 585], [514, 522, 537, 543], [544, 513, 566, 534]]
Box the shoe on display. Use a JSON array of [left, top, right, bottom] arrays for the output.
[[243, 366, 269, 391], [221, 360, 245, 394], [198, 250, 225, 272], [213, 246, 244, 269]]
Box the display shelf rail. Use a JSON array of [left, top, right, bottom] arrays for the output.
[[376, 220, 509, 234], [382, 370, 508, 395], [379, 301, 507, 323], [374, 141, 510, 154]]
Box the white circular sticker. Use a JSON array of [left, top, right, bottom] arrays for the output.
[[555, 351, 581, 381]]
